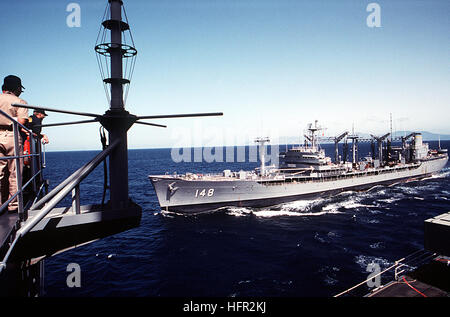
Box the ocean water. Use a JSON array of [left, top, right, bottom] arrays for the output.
[[42, 141, 450, 297]]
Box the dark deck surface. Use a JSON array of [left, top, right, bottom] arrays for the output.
[[425, 211, 450, 257], [0, 212, 19, 249], [369, 277, 448, 297], [369, 260, 450, 297]]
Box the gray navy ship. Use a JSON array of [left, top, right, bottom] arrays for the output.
[[149, 121, 448, 214]]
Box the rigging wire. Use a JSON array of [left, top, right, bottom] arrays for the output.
[[122, 4, 137, 106], [95, 2, 111, 104], [99, 126, 109, 207], [95, 1, 137, 107]]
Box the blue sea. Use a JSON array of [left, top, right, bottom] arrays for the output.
[[42, 141, 449, 297]]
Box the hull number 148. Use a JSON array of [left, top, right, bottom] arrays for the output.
[[195, 189, 214, 197]]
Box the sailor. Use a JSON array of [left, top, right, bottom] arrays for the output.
[[26, 109, 49, 144], [22, 109, 49, 189], [0, 75, 29, 212]]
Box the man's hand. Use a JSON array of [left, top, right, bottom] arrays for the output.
[[41, 134, 49, 144], [20, 127, 30, 136]]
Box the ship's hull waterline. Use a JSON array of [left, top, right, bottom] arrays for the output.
[[150, 156, 448, 214]]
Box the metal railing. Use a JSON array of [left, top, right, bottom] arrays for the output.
[[0, 108, 120, 272], [0, 137, 119, 272], [334, 249, 437, 297], [0, 109, 44, 221]]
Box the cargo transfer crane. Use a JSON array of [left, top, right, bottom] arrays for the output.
[[371, 133, 390, 166]]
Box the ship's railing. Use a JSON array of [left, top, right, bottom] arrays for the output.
[[0, 109, 45, 221], [258, 162, 423, 186], [0, 138, 120, 272], [334, 249, 438, 297]]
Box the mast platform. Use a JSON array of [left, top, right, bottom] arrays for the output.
[[9, 203, 141, 262]]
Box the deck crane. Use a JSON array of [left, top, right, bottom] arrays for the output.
[[371, 133, 390, 166]]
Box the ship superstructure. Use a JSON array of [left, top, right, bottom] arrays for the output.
[[279, 120, 333, 171], [149, 121, 448, 214]]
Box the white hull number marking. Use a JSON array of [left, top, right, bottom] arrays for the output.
[[195, 188, 215, 197]]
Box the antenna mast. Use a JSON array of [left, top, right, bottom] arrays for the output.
[[390, 113, 393, 142], [95, 0, 138, 209]]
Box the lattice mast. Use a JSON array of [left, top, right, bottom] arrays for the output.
[[95, 0, 137, 209]]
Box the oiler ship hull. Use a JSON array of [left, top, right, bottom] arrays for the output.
[[149, 156, 448, 214]]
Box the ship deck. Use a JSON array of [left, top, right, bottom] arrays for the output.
[[149, 161, 424, 182], [150, 174, 256, 181], [368, 259, 450, 297], [0, 212, 19, 254], [361, 211, 450, 298], [368, 277, 448, 297]]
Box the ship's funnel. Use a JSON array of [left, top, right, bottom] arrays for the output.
[[414, 134, 423, 148]]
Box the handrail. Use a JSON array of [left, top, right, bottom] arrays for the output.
[[0, 170, 42, 214], [0, 154, 40, 160], [29, 142, 117, 210], [0, 138, 120, 272], [0, 107, 46, 268], [0, 109, 40, 219], [31, 182, 47, 207], [19, 138, 119, 234], [0, 109, 34, 135], [334, 259, 406, 297], [334, 249, 436, 297]]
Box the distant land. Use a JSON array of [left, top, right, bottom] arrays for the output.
[[280, 131, 450, 145], [48, 131, 450, 151], [392, 131, 450, 141]]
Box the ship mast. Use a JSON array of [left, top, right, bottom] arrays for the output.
[[108, 0, 128, 208], [347, 124, 359, 167], [305, 120, 323, 150], [13, 0, 223, 210], [95, 0, 137, 209], [390, 113, 393, 142]]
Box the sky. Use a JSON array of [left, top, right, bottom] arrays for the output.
[[0, 0, 449, 151]]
